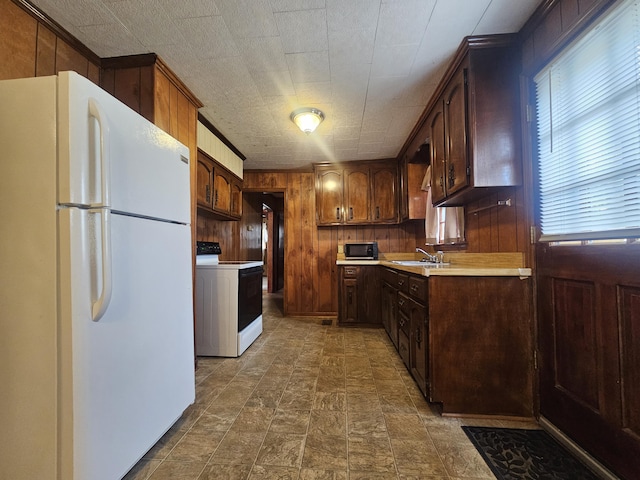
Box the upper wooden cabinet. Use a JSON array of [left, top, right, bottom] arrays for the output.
[[316, 168, 343, 224], [197, 149, 242, 220], [343, 166, 370, 223], [402, 35, 522, 207], [370, 164, 397, 222], [314, 160, 399, 225], [197, 154, 215, 208]]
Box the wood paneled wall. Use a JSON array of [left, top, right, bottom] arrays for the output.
[[464, 185, 529, 255], [1, 0, 100, 82], [243, 171, 426, 316]]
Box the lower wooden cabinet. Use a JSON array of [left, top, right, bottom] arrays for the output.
[[338, 265, 380, 326], [428, 276, 532, 416], [340, 263, 533, 417]]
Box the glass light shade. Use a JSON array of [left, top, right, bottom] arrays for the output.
[[290, 108, 324, 134]]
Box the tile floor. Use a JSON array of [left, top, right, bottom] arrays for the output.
[[124, 288, 538, 480]]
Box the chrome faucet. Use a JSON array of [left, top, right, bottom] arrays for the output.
[[416, 247, 439, 263]]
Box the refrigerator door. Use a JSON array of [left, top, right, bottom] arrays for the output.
[[58, 207, 195, 480], [57, 71, 190, 224]]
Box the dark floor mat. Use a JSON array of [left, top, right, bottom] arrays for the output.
[[462, 426, 601, 479]]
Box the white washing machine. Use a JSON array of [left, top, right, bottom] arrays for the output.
[[195, 242, 263, 357]]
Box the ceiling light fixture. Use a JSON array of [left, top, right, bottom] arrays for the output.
[[290, 107, 324, 134]]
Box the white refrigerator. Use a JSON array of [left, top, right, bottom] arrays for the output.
[[0, 72, 196, 480]]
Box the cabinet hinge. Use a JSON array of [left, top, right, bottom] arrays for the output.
[[530, 225, 537, 244], [466, 166, 470, 177], [533, 350, 538, 370], [525, 104, 533, 123]]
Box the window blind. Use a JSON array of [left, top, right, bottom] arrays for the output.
[[534, 0, 640, 241]]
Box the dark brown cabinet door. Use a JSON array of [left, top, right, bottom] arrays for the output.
[[342, 278, 358, 324], [399, 289, 428, 397], [230, 179, 242, 218], [429, 107, 447, 204], [316, 169, 343, 224], [371, 165, 397, 222], [344, 167, 370, 223], [381, 281, 398, 349], [443, 66, 468, 197], [408, 297, 428, 397], [213, 170, 231, 213], [196, 153, 214, 208]]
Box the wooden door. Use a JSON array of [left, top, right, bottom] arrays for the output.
[[408, 297, 428, 397], [316, 169, 343, 224], [381, 282, 393, 340], [230, 178, 242, 217], [196, 154, 214, 208], [444, 66, 468, 197], [213, 170, 231, 213], [344, 167, 370, 223], [429, 106, 447, 204], [537, 244, 640, 479], [370, 165, 397, 223], [342, 278, 358, 324]]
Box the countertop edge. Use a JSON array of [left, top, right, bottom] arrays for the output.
[[336, 260, 532, 278]]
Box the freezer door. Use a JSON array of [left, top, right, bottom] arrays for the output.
[[57, 71, 190, 224], [58, 208, 195, 480]]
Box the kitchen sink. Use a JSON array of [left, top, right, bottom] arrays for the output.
[[390, 260, 448, 266]]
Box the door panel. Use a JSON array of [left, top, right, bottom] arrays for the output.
[[429, 108, 446, 203], [371, 167, 396, 222], [537, 244, 640, 479], [444, 67, 468, 197], [344, 168, 370, 223], [316, 169, 343, 224]]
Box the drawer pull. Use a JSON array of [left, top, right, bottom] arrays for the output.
[[411, 284, 418, 292]]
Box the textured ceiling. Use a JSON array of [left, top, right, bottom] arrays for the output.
[[28, 0, 541, 170]]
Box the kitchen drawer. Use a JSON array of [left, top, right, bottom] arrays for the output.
[[343, 266, 359, 278], [408, 276, 428, 302], [381, 267, 397, 285], [396, 273, 409, 293]]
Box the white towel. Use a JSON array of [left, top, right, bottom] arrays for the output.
[[422, 165, 465, 245]]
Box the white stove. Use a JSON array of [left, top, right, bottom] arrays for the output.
[[195, 242, 263, 357]]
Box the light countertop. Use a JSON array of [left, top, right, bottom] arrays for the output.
[[336, 252, 532, 278]]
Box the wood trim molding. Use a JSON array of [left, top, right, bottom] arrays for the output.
[[519, 0, 617, 76], [13, 0, 101, 65], [101, 53, 204, 109]]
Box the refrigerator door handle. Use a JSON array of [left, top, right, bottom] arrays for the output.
[[88, 98, 111, 208], [92, 208, 113, 321]]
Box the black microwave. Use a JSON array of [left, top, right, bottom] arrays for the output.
[[344, 242, 378, 260]]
